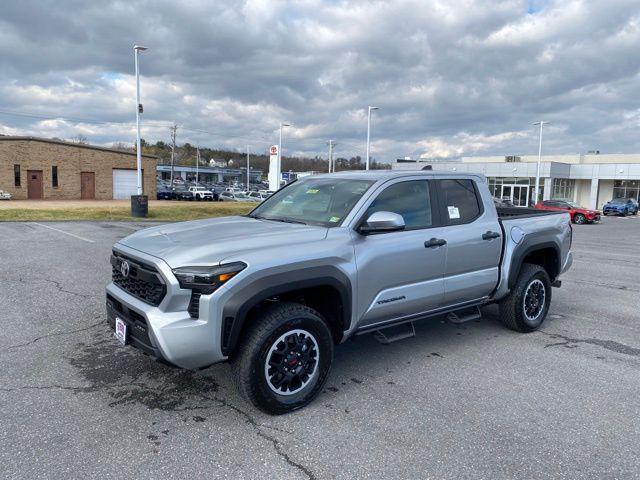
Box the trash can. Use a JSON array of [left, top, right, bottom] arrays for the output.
[[131, 195, 148, 218]]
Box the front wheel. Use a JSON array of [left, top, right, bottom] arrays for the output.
[[499, 263, 551, 333], [231, 302, 334, 414], [573, 213, 586, 224]]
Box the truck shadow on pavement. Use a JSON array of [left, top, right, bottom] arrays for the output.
[[67, 307, 523, 417]]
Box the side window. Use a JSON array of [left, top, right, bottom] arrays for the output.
[[439, 179, 481, 225], [14, 164, 21, 187], [366, 180, 432, 230]]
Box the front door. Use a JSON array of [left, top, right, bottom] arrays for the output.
[[27, 170, 43, 199], [81, 172, 95, 199], [501, 184, 529, 207], [353, 179, 446, 329]]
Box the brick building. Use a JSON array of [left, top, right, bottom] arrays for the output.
[[0, 136, 156, 200]]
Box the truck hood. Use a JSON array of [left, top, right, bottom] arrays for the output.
[[117, 216, 328, 268]]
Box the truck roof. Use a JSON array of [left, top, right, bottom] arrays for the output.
[[309, 170, 486, 182]]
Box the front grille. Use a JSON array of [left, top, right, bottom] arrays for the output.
[[111, 252, 166, 306]]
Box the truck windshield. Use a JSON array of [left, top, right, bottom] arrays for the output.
[[249, 178, 374, 227]]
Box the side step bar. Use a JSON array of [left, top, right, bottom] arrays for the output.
[[446, 306, 481, 324], [374, 322, 416, 344]]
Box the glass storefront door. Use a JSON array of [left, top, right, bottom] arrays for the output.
[[501, 184, 530, 207]]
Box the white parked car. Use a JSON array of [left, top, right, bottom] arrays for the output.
[[219, 191, 253, 202], [188, 186, 214, 201], [0, 190, 11, 200], [247, 191, 270, 202]]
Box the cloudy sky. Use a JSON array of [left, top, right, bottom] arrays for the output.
[[1, 0, 639, 161]]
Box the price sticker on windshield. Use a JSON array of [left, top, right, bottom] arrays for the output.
[[447, 206, 460, 219]]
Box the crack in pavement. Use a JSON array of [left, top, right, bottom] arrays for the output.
[[0, 378, 312, 479], [1, 276, 93, 299], [203, 393, 316, 480], [540, 331, 640, 357], [565, 279, 640, 293], [0, 379, 150, 394], [3, 319, 104, 351]]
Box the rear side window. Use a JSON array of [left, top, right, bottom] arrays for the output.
[[439, 179, 481, 225], [366, 180, 432, 229]]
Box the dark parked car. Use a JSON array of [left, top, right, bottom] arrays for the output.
[[156, 188, 174, 200], [602, 198, 638, 216], [172, 186, 195, 201]]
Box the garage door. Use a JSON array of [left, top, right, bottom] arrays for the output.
[[112, 169, 138, 199]]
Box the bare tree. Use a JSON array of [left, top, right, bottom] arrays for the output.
[[72, 134, 88, 144]]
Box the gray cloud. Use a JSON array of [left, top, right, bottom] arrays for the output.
[[1, 0, 639, 161]]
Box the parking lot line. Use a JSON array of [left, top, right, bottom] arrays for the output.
[[33, 222, 95, 243]]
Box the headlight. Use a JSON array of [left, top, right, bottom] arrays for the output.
[[173, 262, 246, 294]]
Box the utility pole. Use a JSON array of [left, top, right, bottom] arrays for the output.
[[533, 121, 549, 203], [246, 145, 250, 191], [169, 124, 177, 189], [327, 140, 335, 173]]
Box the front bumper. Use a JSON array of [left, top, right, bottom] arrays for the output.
[[603, 207, 624, 215], [106, 245, 228, 369]]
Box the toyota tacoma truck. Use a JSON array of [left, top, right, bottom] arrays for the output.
[[106, 171, 573, 414]]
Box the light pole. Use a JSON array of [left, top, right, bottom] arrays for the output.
[[533, 121, 549, 203], [195, 146, 200, 185], [278, 122, 291, 188], [365, 106, 378, 170], [246, 145, 250, 191], [327, 140, 335, 173], [132, 44, 148, 217]]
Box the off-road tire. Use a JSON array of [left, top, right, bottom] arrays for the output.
[[499, 263, 551, 333], [231, 302, 334, 414]]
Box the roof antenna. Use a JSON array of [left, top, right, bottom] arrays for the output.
[[421, 165, 433, 170]]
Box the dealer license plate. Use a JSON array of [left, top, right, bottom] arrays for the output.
[[114, 317, 127, 345]]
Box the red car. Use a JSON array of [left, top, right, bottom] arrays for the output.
[[534, 200, 601, 224]]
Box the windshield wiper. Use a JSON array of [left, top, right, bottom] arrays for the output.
[[261, 216, 307, 225]]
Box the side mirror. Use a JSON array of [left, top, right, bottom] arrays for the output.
[[359, 211, 405, 234]]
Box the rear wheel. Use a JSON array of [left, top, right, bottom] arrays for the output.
[[573, 213, 586, 224], [499, 263, 551, 333], [231, 302, 334, 414], [622, 209, 628, 217]]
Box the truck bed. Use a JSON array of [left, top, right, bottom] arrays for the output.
[[496, 206, 566, 219]]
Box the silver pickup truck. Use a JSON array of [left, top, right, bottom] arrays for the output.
[[106, 171, 572, 413]]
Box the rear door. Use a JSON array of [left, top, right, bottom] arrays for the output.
[[353, 178, 447, 328], [436, 178, 502, 306]]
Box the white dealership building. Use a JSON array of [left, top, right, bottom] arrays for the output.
[[392, 153, 640, 209]]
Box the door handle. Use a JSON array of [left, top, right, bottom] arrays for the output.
[[425, 238, 447, 248], [482, 231, 501, 240]]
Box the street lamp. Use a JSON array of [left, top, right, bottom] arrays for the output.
[[278, 122, 291, 188], [132, 44, 148, 217], [365, 106, 379, 170], [533, 121, 549, 203]]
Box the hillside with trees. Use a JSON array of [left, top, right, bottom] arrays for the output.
[[134, 139, 390, 173]]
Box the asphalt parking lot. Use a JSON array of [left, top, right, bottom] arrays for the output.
[[1, 216, 639, 479]]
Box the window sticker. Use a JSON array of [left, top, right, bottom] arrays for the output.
[[447, 206, 460, 219], [329, 216, 341, 223], [306, 188, 319, 194]]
